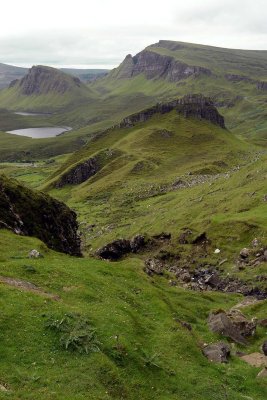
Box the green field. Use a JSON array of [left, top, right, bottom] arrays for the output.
[[0, 40, 267, 399]]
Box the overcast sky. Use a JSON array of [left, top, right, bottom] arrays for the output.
[[0, 0, 266, 69]]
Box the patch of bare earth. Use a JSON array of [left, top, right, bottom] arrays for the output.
[[0, 276, 60, 300]]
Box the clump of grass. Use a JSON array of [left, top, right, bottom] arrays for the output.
[[46, 313, 101, 354]]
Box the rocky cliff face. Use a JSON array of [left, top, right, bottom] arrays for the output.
[[12, 65, 82, 95], [113, 50, 211, 81], [0, 175, 81, 255], [56, 157, 99, 188], [119, 94, 225, 129]]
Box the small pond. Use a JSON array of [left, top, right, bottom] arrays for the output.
[[6, 126, 72, 139]]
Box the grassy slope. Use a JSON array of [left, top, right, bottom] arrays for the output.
[[36, 112, 267, 269], [0, 41, 266, 161], [92, 41, 267, 144], [1, 229, 267, 399]]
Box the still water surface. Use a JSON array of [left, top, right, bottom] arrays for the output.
[[7, 126, 72, 139]]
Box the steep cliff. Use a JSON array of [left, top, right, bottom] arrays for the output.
[[0, 175, 81, 255], [56, 157, 99, 188], [111, 50, 211, 81], [119, 94, 225, 129], [11, 65, 83, 95]]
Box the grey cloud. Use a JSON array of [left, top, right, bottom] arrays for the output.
[[0, 0, 266, 68]]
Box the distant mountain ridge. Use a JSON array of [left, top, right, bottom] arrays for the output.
[[0, 62, 109, 89], [10, 65, 83, 95], [0, 63, 27, 89], [0, 65, 95, 111]]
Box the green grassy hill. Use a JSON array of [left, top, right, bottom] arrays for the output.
[[92, 41, 267, 143], [38, 100, 266, 260], [0, 41, 266, 162], [1, 229, 267, 399], [0, 42, 267, 399], [0, 65, 94, 112]]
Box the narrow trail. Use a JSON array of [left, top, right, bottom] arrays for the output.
[[0, 276, 60, 301]]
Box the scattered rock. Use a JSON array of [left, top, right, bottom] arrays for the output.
[[241, 353, 267, 367], [203, 342, 230, 363], [227, 309, 257, 338], [0, 384, 8, 392], [178, 228, 192, 244], [179, 271, 191, 283], [144, 258, 164, 276], [240, 248, 250, 259], [208, 310, 256, 344], [262, 341, 267, 356], [252, 238, 260, 247], [214, 249, 221, 254], [29, 249, 41, 258]]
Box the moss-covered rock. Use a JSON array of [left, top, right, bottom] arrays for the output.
[[0, 174, 81, 255]]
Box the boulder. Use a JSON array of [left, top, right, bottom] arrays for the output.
[[144, 258, 164, 276], [203, 342, 230, 363], [240, 248, 250, 259], [208, 310, 256, 344], [96, 239, 131, 261], [252, 238, 260, 247], [130, 235, 146, 253], [96, 234, 148, 260], [28, 249, 41, 258], [227, 309, 257, 338], [241, 353, 267, 367]]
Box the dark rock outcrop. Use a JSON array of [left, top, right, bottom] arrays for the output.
[[16, 65, 82, 95], [203, 342, 230, 363], [96, 235, 147, 261], [96, 239, 132, 261], [114, 50, 211, 82], [56, 157, 99, 188], [119, 94, 225, 129], [0, 175, 81, 256]]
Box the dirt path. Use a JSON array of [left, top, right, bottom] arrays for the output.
[[0, 276, 60, 301]]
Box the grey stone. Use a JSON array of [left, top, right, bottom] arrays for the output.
[[203, 342, 230, 363]]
